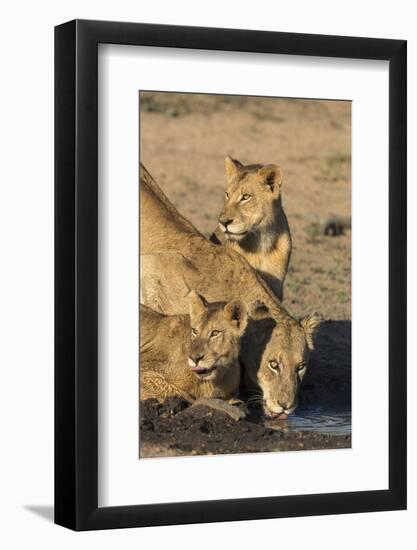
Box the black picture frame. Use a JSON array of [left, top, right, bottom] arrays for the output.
[[55, 19, 407, 531]]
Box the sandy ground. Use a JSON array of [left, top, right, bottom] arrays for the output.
[[140, 92, 351, 320]]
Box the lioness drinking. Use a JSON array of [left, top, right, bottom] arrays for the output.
[[210, 156, 292, 302], [243, 305, 320, 419], [140, 291, 247, 402]]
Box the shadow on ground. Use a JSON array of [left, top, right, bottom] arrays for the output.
[[24, 505, 54, 523], [298, 320, 351, 412]]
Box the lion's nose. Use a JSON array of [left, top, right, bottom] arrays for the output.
[[219, 217, 234, 229], [190, 354, 204, 366]]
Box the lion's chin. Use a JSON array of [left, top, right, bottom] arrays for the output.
[[225, 230, 248, 242]]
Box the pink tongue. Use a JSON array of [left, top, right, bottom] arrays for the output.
[[271, 412, 288, 420], [191, 367, 206, 374]]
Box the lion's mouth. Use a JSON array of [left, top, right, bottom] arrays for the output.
[[225, 230, 248, 239], [191, 365, 216, 378], [264, 404, 289, 420], [267, 411, 288, 420]]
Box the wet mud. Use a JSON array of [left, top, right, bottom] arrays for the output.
[[140, 320, 351, 458]]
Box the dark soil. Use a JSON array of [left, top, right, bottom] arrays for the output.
[[140, 320, 351, 458], [140, 396, 351, 457]]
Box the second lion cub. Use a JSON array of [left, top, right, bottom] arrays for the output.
[[211, 156, 292, 301], [140, 291, 248, 403]]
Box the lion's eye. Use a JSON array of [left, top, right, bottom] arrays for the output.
[[268, 360, 279, 370], [191, 328, 198, 337], [225, 191, 229, 199], [241, 194, 252, 202], [210, 330, 221, 338], [297, 363, 306, 372]]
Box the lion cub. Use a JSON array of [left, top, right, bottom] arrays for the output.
[[140, 291, 248, 403], [211, 156, 292, 302]]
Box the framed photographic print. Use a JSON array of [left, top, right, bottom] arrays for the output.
[[55, 19, 407, 530]]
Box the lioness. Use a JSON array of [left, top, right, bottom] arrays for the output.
[[139, 163, 320, 418], [210, 156, 291, 301], [140, 291, 247, 402], [243, 306, 320, 418]]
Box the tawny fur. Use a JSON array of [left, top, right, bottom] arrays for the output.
[[139, 163, 319, 416], [140, 293, 247, 402], [210, 156, 291, 301]]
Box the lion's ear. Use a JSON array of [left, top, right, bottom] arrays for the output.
[[249, 300, 270, 320], [259, 164, 283, 195], [249, 301, 277, 331], [300, 312, 321, 351], [223, 299, 248, 333], [188, 290, 208, 319], [225, 155, 243, 180]]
